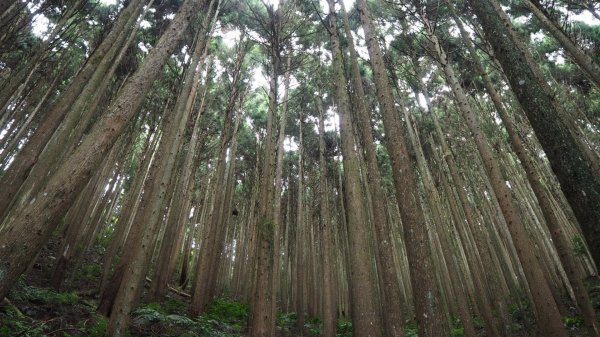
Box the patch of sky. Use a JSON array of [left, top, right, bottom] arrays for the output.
[[324, 107, 339, 132], [530, 31, 546, 43], [283, 136, 298, 151], [547, 50, 565, 65], [140, 20, 152, 29], [317, 0, 356, 12], [31, 14, 52, 39]]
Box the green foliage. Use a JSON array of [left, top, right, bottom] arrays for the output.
[[450, 327, 465, 337], [572, 235, 587, 256], [74, 262, 102, 282], [405, 322, 418, 337], [449, 316, 465, 337], [132, 306, 164, 324], [166, 314, 196, 326], [276, 311, 297, 333], [336, 318, 352, 337], [472, 316, 485, 330], [562, 315, 584, 328], [508, 297, 534, 333], [509, 302, 521, 320], [205, 297, 249, 325], [83, 314, 108, 337], [305, 317, 322, 336], [0, 300, 45, 337], [195, 315, 242, 336], [131, 298, 247, 337], [11, 284, 79, 306], [164, 297, 188, 315]]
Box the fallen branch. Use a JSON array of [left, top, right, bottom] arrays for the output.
[[47, 327, 88, 336], [16, 317, 62, 337], [144, 277, 191, 298]]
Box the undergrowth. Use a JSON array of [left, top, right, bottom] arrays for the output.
[[1, 279, 106, 337], [130, 297, 249, 336]]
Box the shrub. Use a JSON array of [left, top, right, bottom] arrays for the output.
[[205, 297, 249, 325], [563, 315, 584, 329], [336, 318, 352, 337], [84, 315, 108, 337]]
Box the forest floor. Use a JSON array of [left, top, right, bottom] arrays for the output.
[[0, 237, 597, 336]]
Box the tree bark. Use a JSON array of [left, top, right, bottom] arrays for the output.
[[354, 0, 449, 335], [426, 21, 567, 336], [0, 0, 206, 303], [449, 8, 600, 335], [317, 97, 337, 337], [0, 0, 146, 220], [467, 0, 600, 268], [326, 4, 382, 336]]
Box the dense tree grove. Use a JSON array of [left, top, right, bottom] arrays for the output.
[[0, 0, 599, 336]]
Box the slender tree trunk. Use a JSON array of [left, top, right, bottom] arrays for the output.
[[207, 100, 244, 299], [180, 171, 212, 288], [355, 0, 448, 335], [105, 24, 208, 336], [426, 22, 567, 336], [51, 139, 123, 289], [0, 1, 83, 111], [270, 51, 292, 333], [248, 11, 281, 333], [148, 14, 215, 300], [0, 0, 205, 303], [401, 104, 477, 337], [0, 67, 64, 165], [99, 128, 161, 295], [326, 5, 382, 336], [449, 9, 600, 335], [317, 97, 337, 337], [0, 0, 146, 220], [338, 3, 405, 336], [190, 37, 249, 319], [467, 0, 600, 268], [295, 115, 306, 335], [12, 2, 148, 213]]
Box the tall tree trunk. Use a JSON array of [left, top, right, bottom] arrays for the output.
[[295, 114, 306, 335], [0, 1, 83, 111], [401, 103, 477, 337], [104, 24, 208, 336], [99, 125, 161, 295], [11, 2, 148, 213], [0, 0, 206, 303], [190, 37, 249, 318], [317, 97, 337, 337], [326, 4, 382, 336], [0, 0, 147, 220], [270, 52, 292, 334], [0, 66, 64, 166], [354, 0, 448, 335], [248, 8, 281, 332], [337, 3, 407, 336], [467, 0, 600, 268], [148, 10, 216, 300], [450, 8, 600, 335], [426, 21, 568, 336]]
